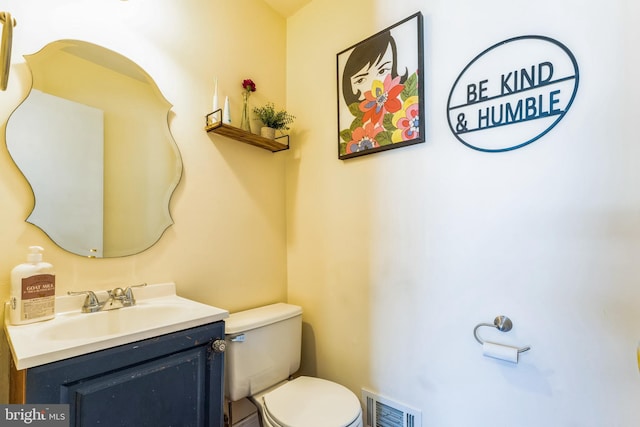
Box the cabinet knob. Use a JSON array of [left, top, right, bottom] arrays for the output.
[[211, 339, 226, 353]]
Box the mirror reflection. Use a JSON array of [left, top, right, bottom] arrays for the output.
[[6, 40, 182, 258]]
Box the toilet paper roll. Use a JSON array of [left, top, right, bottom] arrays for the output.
[[482, 341, 519, 363]]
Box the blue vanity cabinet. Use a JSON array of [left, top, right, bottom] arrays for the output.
[[12, 321, 225, 427]]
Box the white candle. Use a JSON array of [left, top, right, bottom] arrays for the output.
[[212, 78, 219, 123], [223, 96, 231, 124]]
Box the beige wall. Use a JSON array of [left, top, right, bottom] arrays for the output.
[[0, 0, 289, 402], [286, 0, 640, 425], [3, 0, 640, 424]]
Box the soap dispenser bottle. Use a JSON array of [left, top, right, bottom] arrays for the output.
[[9, 246, 56, 325]]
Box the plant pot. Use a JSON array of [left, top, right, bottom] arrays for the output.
[[260, 127, 276, 139]]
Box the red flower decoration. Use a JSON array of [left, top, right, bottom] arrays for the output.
[[242, 79, 256, 92], [346, 122, 383, 153], [359, 74, 404, 125]]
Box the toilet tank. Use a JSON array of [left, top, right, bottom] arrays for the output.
[[225, 303, 303, 401]]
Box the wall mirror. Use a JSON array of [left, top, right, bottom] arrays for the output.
[[5, 40, 182, 258]]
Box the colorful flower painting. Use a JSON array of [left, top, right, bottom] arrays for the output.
[[337, 13, 424, 159]]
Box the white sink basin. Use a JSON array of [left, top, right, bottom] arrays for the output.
[[37, 300, 213, 341], [4, 282, 228, 370]]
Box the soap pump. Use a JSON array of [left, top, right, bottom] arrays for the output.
[[9, 246, 56, 325]]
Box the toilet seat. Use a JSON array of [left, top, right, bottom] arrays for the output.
[[261, 376, 362, 427]]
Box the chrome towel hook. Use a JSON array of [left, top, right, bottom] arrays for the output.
[[473, 315, 531, 354]]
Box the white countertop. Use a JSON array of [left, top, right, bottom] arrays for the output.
[[4, 282, 228, 370]]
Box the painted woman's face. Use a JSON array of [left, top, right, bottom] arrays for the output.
[[349, 44, 393, 102]]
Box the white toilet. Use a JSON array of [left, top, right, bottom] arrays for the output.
[[224, 303, 363, 427]]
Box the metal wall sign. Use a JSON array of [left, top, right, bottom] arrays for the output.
[[447, 35, 579, 152]]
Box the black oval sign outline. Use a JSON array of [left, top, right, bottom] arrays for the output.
[[447, 35, 580, 152]]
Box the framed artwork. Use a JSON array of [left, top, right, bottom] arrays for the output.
[[337, 12, 424, 160]]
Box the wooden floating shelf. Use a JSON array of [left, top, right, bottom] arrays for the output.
[[205, 112, 289, 153]]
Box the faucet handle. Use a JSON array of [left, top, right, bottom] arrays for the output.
[[124, 283, 147, 305], [123, 287, 135, 306], [67, 290, 101, 312], [121, 283, 146, 306], [127, 283, 148, 289]]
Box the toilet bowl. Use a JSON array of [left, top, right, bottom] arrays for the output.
[[224, 303, 363, 427], [252, 376, 363, 427]]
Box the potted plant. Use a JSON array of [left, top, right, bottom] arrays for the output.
[[252, 103, 295, 139]]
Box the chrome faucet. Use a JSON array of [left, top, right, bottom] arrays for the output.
[[68, 283, 147, 313], [67, 290, 102, 313]]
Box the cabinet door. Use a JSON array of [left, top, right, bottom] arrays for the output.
[[66, 346, 207, 426], [24, 321, 225, 427]]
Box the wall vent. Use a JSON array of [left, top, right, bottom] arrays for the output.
[[362, 389, 422, 427]]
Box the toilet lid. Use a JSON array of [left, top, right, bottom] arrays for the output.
[[263, 376, 361, 427]]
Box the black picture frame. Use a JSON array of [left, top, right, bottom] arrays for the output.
[[336, 12, 425, 160]]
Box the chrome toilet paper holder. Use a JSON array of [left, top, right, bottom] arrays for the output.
[[473, 315, 531, 354]]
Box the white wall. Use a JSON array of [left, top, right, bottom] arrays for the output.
[[286, 0, 640, 425]]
